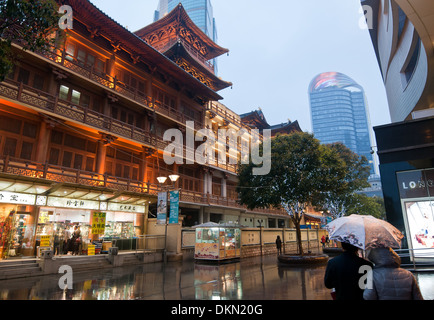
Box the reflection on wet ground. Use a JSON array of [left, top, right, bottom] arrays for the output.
[[0, 255, 433, 300]]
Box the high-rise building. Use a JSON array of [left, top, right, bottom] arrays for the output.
[[308, 72, 377, 176], [154, 0, 219, 73], [362, 0, 434, 260]]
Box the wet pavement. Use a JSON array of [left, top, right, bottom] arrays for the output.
[[0, 254, 433, 300]]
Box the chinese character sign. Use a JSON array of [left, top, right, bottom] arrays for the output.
[[92, 212, 106, 235], [40, 235, 51, 247], [169, 190, 179, 224], [88, 245, 95, 256]]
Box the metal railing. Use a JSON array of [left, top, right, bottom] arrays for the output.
[[395, 247, 434, 270], [135, 235, 166, 253]]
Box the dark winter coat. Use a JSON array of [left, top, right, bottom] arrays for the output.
[[363, 247, 423, 300], [324, 250, 373, 300]]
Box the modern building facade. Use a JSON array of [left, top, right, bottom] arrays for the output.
[[308, 72, 377, 176], [0, 1, 313, 261], [363, 0, 434, 262]]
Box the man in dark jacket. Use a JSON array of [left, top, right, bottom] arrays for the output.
[[324, 242, 373, 300]]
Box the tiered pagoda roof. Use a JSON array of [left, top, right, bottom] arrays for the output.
[[61, 0, 225, 102], [240, 109, 302, 136], [134, 3, 232, 92]]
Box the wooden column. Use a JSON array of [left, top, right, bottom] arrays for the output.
[[96, 133, 117, 177], [140, 147, 155, 186], [35, 116, 56, 164]]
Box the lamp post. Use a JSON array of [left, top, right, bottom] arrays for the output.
[[157, 174, 180, 264]]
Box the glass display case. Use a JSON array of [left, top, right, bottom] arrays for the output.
[[194, 223, 241, 262], [104, 221, 135, 238], [102, 221, 136, 251]]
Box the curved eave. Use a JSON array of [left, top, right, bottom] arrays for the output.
[[134, 3, 229, 60], [270, 120, 303, 135], [164, 41, 232, 92], [65, 0, 222, 101]]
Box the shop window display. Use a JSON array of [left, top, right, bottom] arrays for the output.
[[36, 208, 92, 256], [101, 212, 137, 251], [0, 205, 36, 259]]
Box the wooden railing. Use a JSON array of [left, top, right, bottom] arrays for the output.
[[38, 46, 204, 130], [0, 79, 240, 174], [0, 156, 287, 216]]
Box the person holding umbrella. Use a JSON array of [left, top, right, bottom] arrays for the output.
[[324, 241, 373, 300], [324, 214, 406, 300], [363, 247, 423, 300]]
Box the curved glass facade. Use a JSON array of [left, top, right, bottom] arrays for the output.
[[309, 72, 376, 175]]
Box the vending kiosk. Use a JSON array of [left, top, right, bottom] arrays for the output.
[[193, 222, 241, 262]]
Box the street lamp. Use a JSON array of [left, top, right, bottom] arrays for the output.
[[157, 174, 180, 263]]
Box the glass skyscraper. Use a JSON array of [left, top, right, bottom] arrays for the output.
[[154, 0, 218, 73], [309, 72, 377, 176]]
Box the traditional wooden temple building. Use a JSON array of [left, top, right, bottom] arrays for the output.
[[240, 109, 302, 136], [0, 0, 308, 260]]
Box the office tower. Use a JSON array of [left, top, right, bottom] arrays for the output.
[[154, 0, 219, 73], [309, 72, 377, 175]]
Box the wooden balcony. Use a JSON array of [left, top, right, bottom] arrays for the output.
[[0, 79, 240, 175], [38, 46, 203, 130], [0, 156, 287, 217]]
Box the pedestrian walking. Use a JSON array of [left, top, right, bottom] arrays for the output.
[[325, 235, 330, 247], [275, 235, 282, 255], [324, 242, 373, 300], [321, 235, 326, 248], [363, 247, 423, 300]]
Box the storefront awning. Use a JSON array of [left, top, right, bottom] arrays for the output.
[[0, 177, 153, 208], [0, 178, 51, 194]]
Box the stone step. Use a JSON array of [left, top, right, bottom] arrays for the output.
[[0, 259, 38, 267], [0, 262, 39, 270], [0, 265, 43, 280]]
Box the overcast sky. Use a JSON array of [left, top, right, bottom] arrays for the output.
[[89, 0, 390, 134]]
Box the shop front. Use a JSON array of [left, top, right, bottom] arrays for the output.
[[0, 191, 39, 259], [35, 196, 148, 256], [374, 116, 434, 264], [100, 202, 147, 252], [397, 169, 434, 262]]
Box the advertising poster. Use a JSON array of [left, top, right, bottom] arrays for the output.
[[404, 201, 434, 257], [40, 235, 51, 247], [92, 212, 106, 234], [88, 244, 95, 256], [157, 192, 167, 225], [169, 190, 179, 224]]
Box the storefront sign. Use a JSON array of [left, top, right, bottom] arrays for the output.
[[92, 212, 106, 234], [397, 169, 434, 199], [47, 196, 100, 210], [107, 202, 146, 213], [88, 245, 95, 256], [169, 190, 179, 224], [38, 211, 51, 224], [40, 235, 51, 247], [0, 191, 35, 205], [157, 192, 167, 225]]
